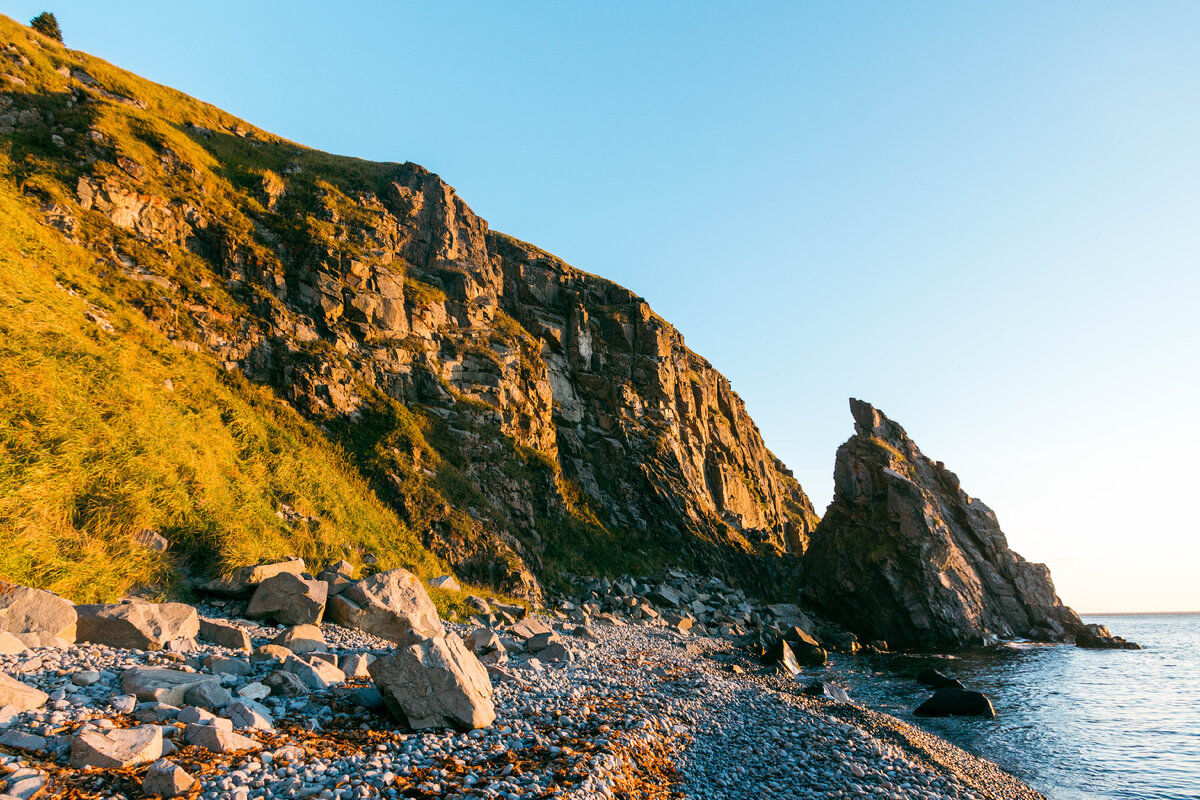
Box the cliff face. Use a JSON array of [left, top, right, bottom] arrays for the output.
[[0, 16, 816, 598], [803, 399, 1082, 649]]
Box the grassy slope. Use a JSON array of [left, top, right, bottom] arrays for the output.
[[0, 174, 469, 605]]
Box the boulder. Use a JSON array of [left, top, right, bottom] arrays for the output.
[[0, 672, 48, 711], [271, 624, 326, 654], [246, 573, 327, 626], [200, 558, 307, 597], [803, 399, 1086, 650], [0, 631, 27, 655], [915, 687, 997, 718], [782, 626, 827, 666], [916, 668, 965, 690], [283, 655, 344, 690], [251, 644, 293, 664], [428, 574, 461, 592], [143, 759, 195, 798], [0, 580, 77, 642], [120, 667, 222, 706], [198, 618, 252, 651], [185, 681, 233, 709], [227, 700, 274, 731], [132, 530, 169, 552], [802, 681, 852, 703], [369, 633, 495, 730], [327, 569, 444, 646], [12, 631, 72, 649], [317, 561, 354, 595], [1075, 623, 1141, 650], [203, 656, 251, 676], [69, 725, 163, 769], [75, 602, 198, 650], [508, 618, 553, 641], [0, 730, 48, 752], [184, 724, 261, 754], [263, 671, 309, 697], [339, 652, 375, 678], [760, 638, 800, 676]]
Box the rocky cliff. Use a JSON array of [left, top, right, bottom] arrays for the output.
[[0, 16, 816, 599], [802, 399, 1083, 649]]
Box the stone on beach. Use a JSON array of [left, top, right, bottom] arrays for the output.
[[184, 723, 261, 753], [0, 672, 48, 711], [327, 568, 444, 645], [69, 725, 163, 769], [271, 623, 326, 653], [75, 601, 198, 650], [246, 572, 327, 626], [121, 667, 222, 706], [369, 632, 495, 730], [0, 632, 26, 655], [200, 558, 307, 596], [0, 580, 77, 642], [198, 618, 252, 651], [142, 759, 195, 798]]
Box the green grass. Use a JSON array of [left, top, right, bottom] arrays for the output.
[[0, 156, 459, 604]]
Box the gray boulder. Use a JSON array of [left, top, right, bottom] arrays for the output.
[[75, 602, 198, 650], [0, 580, 77, 642], [69, 725, 163, 769], [369, 633, 494, 730], [246, 573, 327, 626], [200, 558, 307, 596], [198, 618, 252, 651], [120, 667, 222, 706], [283, 654, 344, 690], [327, 569, 444, 646], [0, 672, 48, 711], [184, 724, 261, 754], [271, 624, 326, 653], [142, 759, 195, 798], [0, 631, 27, 655], [428, 574, 461, 592]]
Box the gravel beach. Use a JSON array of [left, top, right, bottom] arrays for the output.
[[0, 607, 1046, 800]]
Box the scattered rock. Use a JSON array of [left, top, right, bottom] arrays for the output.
[[915, 687, 997, 718], [0, 673, 48, 711], [245, 572, 327, 626], [183, 723, 261, 754], [327, 568, 445, 646], [271, 624, 326, 653], [142, 759, 195, 798], [198, 618, 252, 651], [75, 602, 199, 650], [199, 559, 307, 597], [132, 529, 169, 552], [802, 681, 852, 703], [282, 656, 344, 690], [0, 580, 77, 642], [428, 574, 461, 592], [69, 725, 163, 769], [369, 633, 495, 730], [760, 638, 800, 677], [120, 667, 221, 706]]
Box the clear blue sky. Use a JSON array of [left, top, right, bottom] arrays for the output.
[[10, 2, 1198, 612]]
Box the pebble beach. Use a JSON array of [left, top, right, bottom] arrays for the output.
[[1, 608, 1046, 800]]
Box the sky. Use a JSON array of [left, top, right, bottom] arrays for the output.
[[8, 2, 1198, 613]]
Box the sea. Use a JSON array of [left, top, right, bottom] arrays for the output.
[[821, 614, 1200, 800]]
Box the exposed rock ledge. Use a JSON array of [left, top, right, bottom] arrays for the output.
[[802, 399, 1086, 650]]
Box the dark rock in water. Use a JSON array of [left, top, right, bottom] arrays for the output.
[[915, 687, 996, 718], [916, 668, 965, 690], [760, 638, 800, 676], [782, 626, 827, 666], [1075, 623, 1141, 650], [802, 681, 851, 703], [803, 399, 1086, 650]]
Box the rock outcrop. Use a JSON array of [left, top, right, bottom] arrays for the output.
[[802, 399, 1084, 650]]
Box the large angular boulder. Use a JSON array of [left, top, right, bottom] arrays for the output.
[[271, 624, 326, 654], [0, 580, 77, 642], [121, 667, 222, 706], [69, 725, 163, 769], [327, 569, 444, 646], [0, 671, 48, 711], [0, 631, 27, 655], [803, 399, 1088, 650], [198, 618, 252, 651], [369, 633, 494, 730], [143, 759, 195, 798], [246, 573, 327, 626], [200, 558, 307, 597], [782, 626, 827, 666], [75, 602, 199, 650]]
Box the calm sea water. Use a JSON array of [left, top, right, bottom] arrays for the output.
[[819, 614, 1200, 800]]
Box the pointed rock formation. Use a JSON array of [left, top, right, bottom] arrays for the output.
[[802, 399, 1084, 649]]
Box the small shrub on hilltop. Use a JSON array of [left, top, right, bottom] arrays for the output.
[[29, 11, 62, 43]]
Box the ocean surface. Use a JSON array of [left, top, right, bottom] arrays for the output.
[[821, 614, 1200, 800]]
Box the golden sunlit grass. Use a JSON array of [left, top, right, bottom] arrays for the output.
[[0, 167, 473, 606]]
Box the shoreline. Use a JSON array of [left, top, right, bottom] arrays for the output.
[[0, 608, 1047, 800]]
